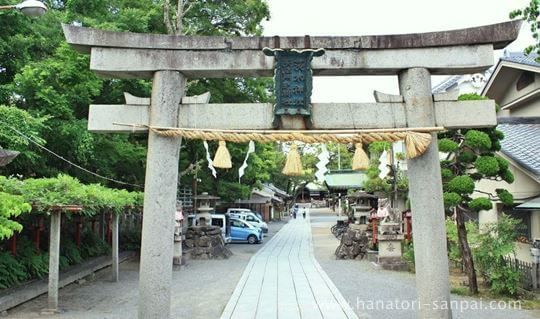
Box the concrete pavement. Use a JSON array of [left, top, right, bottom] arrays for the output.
[[221, 209, 357, 319]]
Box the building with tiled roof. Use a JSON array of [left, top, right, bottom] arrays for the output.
[[478, 51, 540, 263], [498, 123, 540, 179], [432, 70, 492, 94]]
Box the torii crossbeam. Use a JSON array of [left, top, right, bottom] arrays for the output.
[[63, 20, 521, 319]]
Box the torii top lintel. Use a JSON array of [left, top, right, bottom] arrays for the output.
[[62, 20, 521, 79]]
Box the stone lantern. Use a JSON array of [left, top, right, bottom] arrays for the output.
[[194, 192, 220, 226], [347, 191, 378, 226], [373, 198, 408, 271]]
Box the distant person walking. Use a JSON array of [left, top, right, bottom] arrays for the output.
[[293, 204, 298, 219], [302, 207, 306, 219]]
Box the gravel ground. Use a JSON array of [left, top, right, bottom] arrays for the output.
[[3, 220, 287, 319], [310, 208, 540, 319]]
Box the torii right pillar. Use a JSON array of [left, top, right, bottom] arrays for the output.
[[400, 68, 451, 318]]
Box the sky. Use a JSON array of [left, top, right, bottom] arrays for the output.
[[261, 0, 534, 102]]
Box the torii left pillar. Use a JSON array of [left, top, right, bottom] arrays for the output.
[[138, 71, 184, 318]]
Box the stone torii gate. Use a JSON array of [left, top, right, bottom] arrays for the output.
[[63, 21, 520, 319]]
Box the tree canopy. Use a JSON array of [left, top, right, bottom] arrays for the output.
[[439, 93, 514, 295], [0, 0, 289, 202], [510, 0, 540, 60]]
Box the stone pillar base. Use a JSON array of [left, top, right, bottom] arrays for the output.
[[374, 235, 408, 271], [372, 256, 409, 272], [366, 250, 378, 262], [173, 256, 185, 265], [40, 308, 62, 315]]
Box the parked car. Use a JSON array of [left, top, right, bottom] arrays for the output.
[[229, 218, 263, 244], [226, 208, 252, 215], [251, 211, 264, 222], [227, 208, 268, 233], [211, 214, 231, 244]]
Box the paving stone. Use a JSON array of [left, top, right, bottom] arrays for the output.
[[220, 209, 358, 319]]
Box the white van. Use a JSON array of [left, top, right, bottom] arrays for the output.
[[226, 208, 269, 233], [210, 214, 232, 244]]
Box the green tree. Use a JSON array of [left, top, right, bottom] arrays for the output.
[[1, 0, 275, 194], [510, 0, 540, 61], [363, 141, 408, 199], [0, 105, 48, 173], [326, 143, 352, 170], [474, 214, 522, 296], [0, 192, 31, 240], [440, 94, 514, 294]]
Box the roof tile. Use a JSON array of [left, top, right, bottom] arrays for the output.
[[501, 52, 540, 67], [498, 123, 540, 178]]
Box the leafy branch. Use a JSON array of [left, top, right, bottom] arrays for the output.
[[510, 0, 540, 61]]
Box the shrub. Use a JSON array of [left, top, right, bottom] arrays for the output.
[[61, 239, 83, 265], [458, 93, 488, 101], [441, 168, 454, 180], [80, 229, 111, 259], [443, 192, 462, 208], [474, 214, 522, 296], [448, 176, 475, 195], [458, 151, 477, 163], [464, 130, 492, 150], [500, 169, 515, 183], [495, 157, 509, 172], [0, 252, 29, 289], [496, 189, 514, 206], [402, 241, 415, 271], [468, 197, 493, 212], [445, 218, 479, 267], [438, 138, 459, 152], [16, 237, 48, 279], [475, 156, 500, 176]]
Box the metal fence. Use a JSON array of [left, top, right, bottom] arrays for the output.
[[503, 257, 539, 291]]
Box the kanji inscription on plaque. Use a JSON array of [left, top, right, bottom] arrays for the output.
[[263, 48, 325, 126]]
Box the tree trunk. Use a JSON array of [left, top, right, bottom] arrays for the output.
[[163, 0, 186, 35], [455, 207, 478, 294]]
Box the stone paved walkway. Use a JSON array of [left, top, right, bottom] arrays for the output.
[[221, 210, 358, 319]]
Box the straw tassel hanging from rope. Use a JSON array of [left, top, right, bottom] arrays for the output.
[[352, 143, 369, 170], [404, 132, 432, 159], [282, 143, 303, 176], [213, 140, 232, 168], [138, 125, 437, 172]]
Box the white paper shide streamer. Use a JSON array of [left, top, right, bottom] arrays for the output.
[[203, 141, 217, 178], [315, 144, 330, 183], [238, 141, 256, 180]]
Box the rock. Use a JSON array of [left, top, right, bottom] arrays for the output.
[[207, 228, 222, 236], [210, 236, 223, 247], [186, 226, 233, 260], [335, 228, 369, 260], [184, 239, 195, 248], [193, 247, 205, 255], [198, 236, 210, 247]]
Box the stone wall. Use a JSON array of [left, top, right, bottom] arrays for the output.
[[184, 226, 232, 260], [335, 226, 369, 260]]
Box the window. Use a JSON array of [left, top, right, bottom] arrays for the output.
[[231, 220, 245, 228], [506, 209, 531, 239], [212, 219, 224, 227]]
